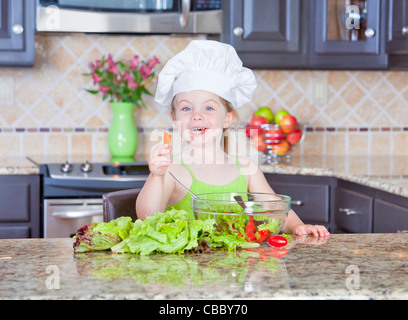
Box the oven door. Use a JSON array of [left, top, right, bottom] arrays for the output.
[[44, 198, 103, 238]]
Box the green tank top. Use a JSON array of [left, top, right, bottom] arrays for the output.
[[166, 157, 248, 220]]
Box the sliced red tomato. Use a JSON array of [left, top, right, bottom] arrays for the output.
[[245, 221, 256, 234], [246, 232, 256, 242], [267, 235, 288, 247], [255, 230, 270, 243]]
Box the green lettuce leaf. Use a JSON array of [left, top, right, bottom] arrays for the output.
[[116, 209, 217, 255], [257, 218, 280, 234], [73, 223, 122, 253], [94, 216, 133, 240]]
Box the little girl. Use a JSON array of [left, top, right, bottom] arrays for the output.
[[136, 40, 329, 238]]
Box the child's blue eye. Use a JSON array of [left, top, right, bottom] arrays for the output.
[[205, 106, 214, 111], [182, 106, 191, 111]]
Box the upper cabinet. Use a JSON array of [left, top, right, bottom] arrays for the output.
[[222, 0, 308, 69], [387, 0, 408, 68], [222, 0, 408, 70], [310, 0, 387, 69], [0, 0, 35, 67]]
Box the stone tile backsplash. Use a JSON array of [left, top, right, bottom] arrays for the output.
[[0, 33, 408, 159]]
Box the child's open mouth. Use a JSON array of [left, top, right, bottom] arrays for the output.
[[191, 127, 207, 135]]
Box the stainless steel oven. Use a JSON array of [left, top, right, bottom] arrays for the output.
[[36, 0, 223, 34], [44, 198, 103, 238], [40, 161, 149, 238]]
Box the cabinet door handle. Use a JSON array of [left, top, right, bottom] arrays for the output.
[[233, 27, 244, 37], [402, 26, 408, 36], [13, 24, 24, 35], [339, 208, 359, 215], [397, 230, 408, 233], [291, 200, 303, 206], [365, 28, 375, 38]]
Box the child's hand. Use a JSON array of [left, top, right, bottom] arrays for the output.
[[148, 143, 172, 177], [293, 224, 330, 238]]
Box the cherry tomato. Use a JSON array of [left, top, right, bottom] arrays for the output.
[[267, 235, 288, 247], [246, 232, 256, 242], [245, 221, 256, 234], [255, 230, 270, 243]]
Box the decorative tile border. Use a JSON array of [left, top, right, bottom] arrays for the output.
[[305, 126, 408, 132], [2, 126, 408, 133]]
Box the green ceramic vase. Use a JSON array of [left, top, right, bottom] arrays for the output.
[[108, 102, 138, 163]]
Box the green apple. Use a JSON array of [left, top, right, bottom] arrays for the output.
[[255, 106, 274, 123], [274, 109, 290, 125]]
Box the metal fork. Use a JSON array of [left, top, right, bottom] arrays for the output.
[[168, 172, 215, 212]]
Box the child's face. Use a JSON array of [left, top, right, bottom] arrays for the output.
[[172, 90, 234, 145]]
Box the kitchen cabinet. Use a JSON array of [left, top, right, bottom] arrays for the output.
[[387, 0, 408, 53], [264, 174, 334, 230], [309, 0, 388, 69], [334, 179, 408, 233], [373, 192, 408, 233], [387, 0, 408, 67], [0, 0, 35, 67], [0, 175, 40, 238], [266, 174, 408, 234], [334, 183, 374, 233], [222, 0, 390, 69], [222, 0, 308, 68]]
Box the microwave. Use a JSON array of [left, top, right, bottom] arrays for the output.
[[36, 0, 222, 34]]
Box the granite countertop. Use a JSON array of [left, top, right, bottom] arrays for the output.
[[1, 154, 408, 197], [0, 157, 40, 175], [1, 234, 408, 300], [259, 155, 408, 198]]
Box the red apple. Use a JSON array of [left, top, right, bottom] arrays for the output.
[[287, 129, 303, 145], [264, 126, 285, 145], [280, 115, 298, 134], [246, 115, 268, 138], [251, 115, 268, 126]]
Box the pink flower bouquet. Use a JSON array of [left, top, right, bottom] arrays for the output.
[[84, 54, 160, 109]]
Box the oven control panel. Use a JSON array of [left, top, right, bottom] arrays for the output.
[[46, 162, 150, 181]]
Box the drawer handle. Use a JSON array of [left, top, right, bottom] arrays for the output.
[[339, 208, 359, 215], [291, 200, 303, 206], [397, 230, 408, 233], [53, 210, 103, 219]]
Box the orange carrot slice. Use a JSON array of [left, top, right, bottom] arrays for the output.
[[163, 131, 171, 147]]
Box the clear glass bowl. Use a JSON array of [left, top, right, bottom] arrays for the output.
[[261, 123, 306, 164], [192, 192, 291, 243]]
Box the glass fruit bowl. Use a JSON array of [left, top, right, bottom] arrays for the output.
[[260, 123, 306, 164], [192, 192, 291, 244]]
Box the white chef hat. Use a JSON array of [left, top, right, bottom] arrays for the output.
[[155, 40, 257, 109]]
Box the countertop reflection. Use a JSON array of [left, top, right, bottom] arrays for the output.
[[1, 234, 407, 300]]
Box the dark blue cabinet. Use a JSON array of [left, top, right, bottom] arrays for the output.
[[222, 0, 308, 69], [0, 0, 35, 67], [309, 0, 388, 69], [0, 175, 40, 239], [387, 0, 408, 68], [222, 0, 395, 70]]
